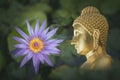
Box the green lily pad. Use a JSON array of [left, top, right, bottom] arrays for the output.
[[17, 10, 47, 28], [59, 41, 77, 63]]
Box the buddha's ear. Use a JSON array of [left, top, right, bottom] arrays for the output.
[[93, 29, 100, 50]]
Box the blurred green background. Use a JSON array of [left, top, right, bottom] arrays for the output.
[[0, 0, 120, 80]]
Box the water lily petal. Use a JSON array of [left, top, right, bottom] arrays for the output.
[[46, 28, 58, 39], [38, 19, 46, 34], [20, 52, 33, 67], [14, 49, 29, 57], [37, 53, 44, 64], [26, 19, 34, 36], [14, 44, 28, 48], [15, 27, 29, 40], [43, 54, 53, 66], [35, 20, 39, 35], [13, 36, 29, 45], [33, 55, 40, 73]]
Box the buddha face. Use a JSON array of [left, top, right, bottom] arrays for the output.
[[71, 24, 94, 55]]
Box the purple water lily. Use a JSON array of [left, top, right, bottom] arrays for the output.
[[13, 19, 63, 73]]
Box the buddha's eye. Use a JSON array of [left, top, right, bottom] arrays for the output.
[[74, 30, 82, 36], [75, 31, 79, 36]]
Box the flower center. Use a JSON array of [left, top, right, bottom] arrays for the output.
[[29, 38, 44, 53]]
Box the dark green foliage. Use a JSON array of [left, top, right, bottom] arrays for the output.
[[0, 0, 120, 80]]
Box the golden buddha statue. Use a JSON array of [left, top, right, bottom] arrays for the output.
[[71, 6, 113, 70]]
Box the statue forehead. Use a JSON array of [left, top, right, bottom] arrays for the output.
[[73, 24, 87, 32], [73, 24, 93, 38]]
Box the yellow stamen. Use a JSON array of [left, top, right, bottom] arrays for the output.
[[29, 38, 44, 53]]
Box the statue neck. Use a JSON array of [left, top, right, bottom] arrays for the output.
[[86, 50, 95, 59], [85, 45, 106, 61]]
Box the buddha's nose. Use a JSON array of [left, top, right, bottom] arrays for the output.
[[71, 37, 77, 45]]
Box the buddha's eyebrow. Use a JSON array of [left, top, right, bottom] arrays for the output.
[[74, 27, 86, 34], [74, 27, 82, 31]]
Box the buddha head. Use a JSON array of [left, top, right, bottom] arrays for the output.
[[71, 6, 109, 55]]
